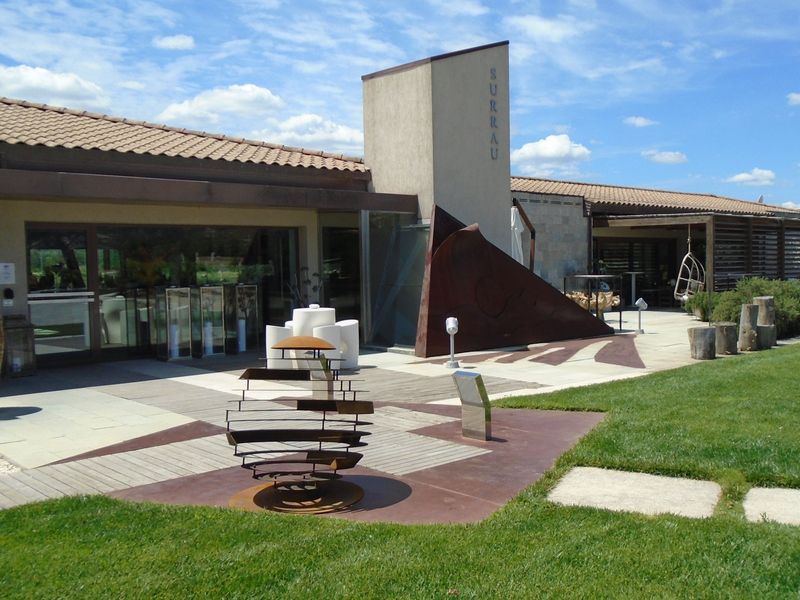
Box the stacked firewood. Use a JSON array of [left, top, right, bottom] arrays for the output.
[[565, 291, 620, 317]]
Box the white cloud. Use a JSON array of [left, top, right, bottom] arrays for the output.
[[788, 92, 800, 106], [782, 201, 799, 209], [624, 116, 658, 127], [505, 14, 594, 44], [153, 34, 195, 50], [251, 113, 364, 155], [0, 64, 109, 109], [642, 149, 687, 164], [427, 0, 488, 17], [156, 84, 284, 126], [119, 80, 146, 91], [568, 0, 598, 9], [726, 167, 776, 186], [511, 134, 591, 177]]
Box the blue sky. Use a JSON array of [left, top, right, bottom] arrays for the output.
[[1, 0, 798, 206]]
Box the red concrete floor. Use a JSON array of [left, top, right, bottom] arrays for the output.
[[108, 405, 603, 524]]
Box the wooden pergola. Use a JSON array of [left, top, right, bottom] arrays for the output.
[[595, 212, 800, 292]]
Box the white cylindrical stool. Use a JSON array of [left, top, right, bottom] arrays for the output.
[[169, 323, 180, 359], [312, 324, 342, 363], [203, 321, 214, 356], [336, 319, 359, 369], [292, 306, 336, 337], [266, 325, 293, 369], [237, 319, 247, 352]]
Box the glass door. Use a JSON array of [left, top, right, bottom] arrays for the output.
[[321, 226, 361, 322], [26, 229, 94, 360]]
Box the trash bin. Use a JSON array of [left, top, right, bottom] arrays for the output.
[[2, 315, 36, 378]]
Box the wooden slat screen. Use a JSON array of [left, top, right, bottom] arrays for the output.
[[785, 226, 800, 279], [750, 221, 780, 279], [714, 217, 748, 290]]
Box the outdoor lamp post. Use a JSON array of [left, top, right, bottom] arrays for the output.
[[634, 297, 648, 334], [445, 316, 459, 368]]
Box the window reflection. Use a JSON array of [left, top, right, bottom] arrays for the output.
[[28, 231, 88, 292], [27, 224, 301, 359], [95, 226, 298, 325]]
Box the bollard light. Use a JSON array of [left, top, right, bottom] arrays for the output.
[[445, 316, 460, 368], [634, 297, 648, 334]]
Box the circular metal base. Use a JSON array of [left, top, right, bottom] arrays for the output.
[[229, 479, 364, 514]]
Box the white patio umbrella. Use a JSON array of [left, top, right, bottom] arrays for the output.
[[510, 206, 526, 265]]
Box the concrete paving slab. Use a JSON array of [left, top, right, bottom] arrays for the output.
[[743, 487, 800, 526], [548, 466, 721, 519], [108, 406, 603, 524], [0, 389, 194, 468], [430, 387, 546, 406], [0, 308, 740, 523]]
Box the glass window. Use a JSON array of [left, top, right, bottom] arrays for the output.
[[26, 229, 92, 356], [27, 230, 88, 292], [321, 226, 361, 322], [365, 213, 427, 347], [27, 224, 299, 359]]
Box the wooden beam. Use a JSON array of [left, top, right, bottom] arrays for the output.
[[0, 168, 419, 213], [596, 214, 714, 228]]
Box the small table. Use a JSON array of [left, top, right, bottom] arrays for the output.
[[623, 271, 645, 307], [271, 335, 342, 376], [563, 274, 622, 330]]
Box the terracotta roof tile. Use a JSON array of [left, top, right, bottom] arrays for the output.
[[0, 97, 366, 173], [511, 175, 799, 217]]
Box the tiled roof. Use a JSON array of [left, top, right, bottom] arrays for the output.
[[0, 97, 366, 173], [511, 176, 797, 217]]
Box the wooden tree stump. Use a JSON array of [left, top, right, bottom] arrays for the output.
[[757, 324, 777, 349], [753, 296, 775, 326], [738, 304, 759, 351], [715, 322, 738, 355], [688, 326, 716, 359]]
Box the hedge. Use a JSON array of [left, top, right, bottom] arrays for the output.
[[684, 277, 800, 339]]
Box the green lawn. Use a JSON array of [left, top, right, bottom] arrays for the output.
[[2, 346, 800, 598]]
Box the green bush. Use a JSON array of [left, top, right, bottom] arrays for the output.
[[709, 277, 800, 338], [683, 291, 717, 321]]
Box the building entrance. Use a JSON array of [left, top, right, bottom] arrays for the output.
[[26, 224, 299, 364]]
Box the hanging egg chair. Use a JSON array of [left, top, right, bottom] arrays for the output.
[[674, 225, 706, 303]]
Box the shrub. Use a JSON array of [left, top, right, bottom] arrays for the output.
[[709, 277, 800, 338], [683, 291, 717, 321]]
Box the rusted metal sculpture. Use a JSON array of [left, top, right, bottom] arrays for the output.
[[415, 206, 614, 358], [226, 335, 372, 513]]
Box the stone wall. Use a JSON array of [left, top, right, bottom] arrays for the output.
[[512, 192, 588, 289]]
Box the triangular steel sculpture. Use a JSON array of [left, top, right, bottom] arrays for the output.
[[415, 206, 614, 358]]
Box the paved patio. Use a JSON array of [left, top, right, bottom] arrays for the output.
[[0, 309, 706, 522]]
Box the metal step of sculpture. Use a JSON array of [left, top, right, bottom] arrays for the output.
[[226, 336, 372, 513]]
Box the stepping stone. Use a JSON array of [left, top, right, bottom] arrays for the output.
[[743, 488, 800, 526], [548, 466, 721, 519]]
